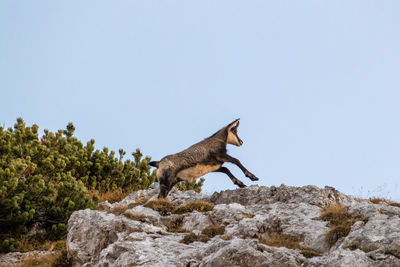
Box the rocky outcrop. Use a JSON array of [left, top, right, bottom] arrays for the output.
[[67, 184, 400, 266]]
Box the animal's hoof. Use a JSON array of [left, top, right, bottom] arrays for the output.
[[238, 183, 247, 188], [246, 172, 259, 181]]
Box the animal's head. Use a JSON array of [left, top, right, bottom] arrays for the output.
[[226, 119, 243, 146]]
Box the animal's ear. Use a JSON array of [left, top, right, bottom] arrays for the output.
[[227, 119, 240, 130]]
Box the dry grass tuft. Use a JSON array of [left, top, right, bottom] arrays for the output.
[[111, 205, 129, 215], [180, 232, 211, 244], [180, 232, 207, 244], [320, 202, 365, 247], [259, 232, 321, 258], [51, 249, 70, 267], [4, 237, 67, 254], [300, 248, 323, 258], [370, 198, 400, 208], [180, 224, 225, 244], [320, 202, 351, 225], [163, 216, 187, 233], [258, 219, 321, 258], [259, 232, 301, 250], [19, 253, 60, 267], [325, 223, 353, 247], [108, 198, 147, 215], [104, 198, 214, 217], [123, 212, 146, 222], [173, 201, 214, 214], [17, 239, 52, 253], [241, 213, 255, 219], [220, 235, 233, 241], [18, 240, 70, 267], [144, 198, 177, 216], [91, 188, 133, 204], [201, 225, 225, 238]]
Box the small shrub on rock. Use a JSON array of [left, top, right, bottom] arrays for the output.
[[325, 224, 352, 247], [19, 253, 60, 267], [259, 219, 321, 258], [180, 232, 211, 244], [173, 201, 214, 214], [180, 232, 201, 244], [260, 232, 321, 258], [180, 225, 225, 244], [1, 238, 21, 253], [259, 232, 301, 250], [49, 223, 67, 240], [144, 198, 177, 216], [163, 216, 187, 233], [320, 202, 351, 225], [145, 200, 214, 215], [95, 188, 131, 204], [201, 225, 225, 238], [320, 202, 366, 247], [111, 206, 129, 216], [300, 248, 323, 258], [174, 178, 205, 193], [123, 212, 146, 222]]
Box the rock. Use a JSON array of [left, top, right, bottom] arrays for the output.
[[167, 187, 210, 205], [208, 203, 251, 225], [108, 183, 160, 209], [182, 211, 213, 231], [224, 202, 329, 252], [210, 184, 355, 208], [309, 248, 373, 266], [340, 212, 400, 258], [67, 209, 164, 266], [67, 185, 400, 266], [125, 206, 164, 227], [108, 183, 210, 209], [200, 238, 307, 267]]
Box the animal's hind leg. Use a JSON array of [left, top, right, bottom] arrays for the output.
[[216, 154, 259, 181], [215, 167, 246, 188]]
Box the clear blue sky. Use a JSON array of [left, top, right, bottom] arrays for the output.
[[1, 1, 400, 200]]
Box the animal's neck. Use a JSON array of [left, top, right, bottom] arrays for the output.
[[213, 136, 226, 144], [209, 127, 228, 142]]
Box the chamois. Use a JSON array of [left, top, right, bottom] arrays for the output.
[[149, 119, 259, 198]]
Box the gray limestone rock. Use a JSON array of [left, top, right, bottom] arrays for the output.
[[66, 185, 400, 267]]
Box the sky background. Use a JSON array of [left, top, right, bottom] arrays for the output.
[[1, 1, 400, 200]]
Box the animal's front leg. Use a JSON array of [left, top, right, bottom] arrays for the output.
[[158, 171, 179, 198], [158, 184, 169, 198], [216, 154, 259, 181]]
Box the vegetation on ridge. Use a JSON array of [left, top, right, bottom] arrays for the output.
[[369, 198, 400, 208], [320, 202, 367, 247], [258, 219, 321, 258], [0, 118, 156, 252]]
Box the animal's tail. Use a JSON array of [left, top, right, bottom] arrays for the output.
[[149, 161, 160, 168]]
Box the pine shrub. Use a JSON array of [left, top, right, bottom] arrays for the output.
[[0, 118, 156, 252], [175, 178, 205, 193]]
